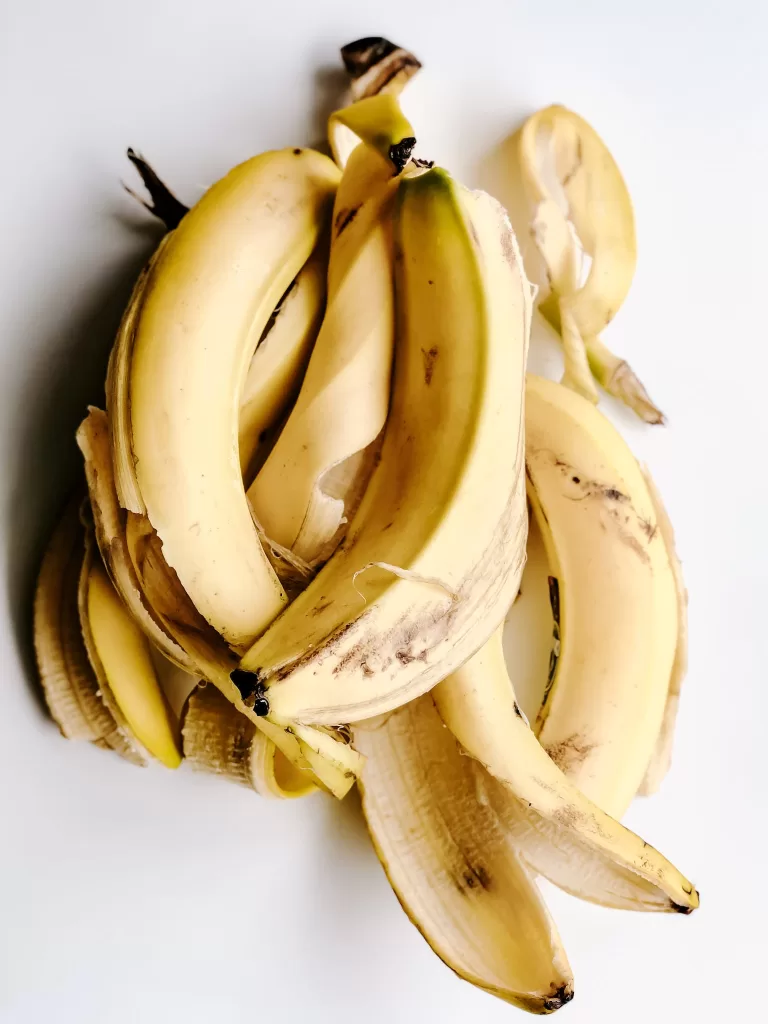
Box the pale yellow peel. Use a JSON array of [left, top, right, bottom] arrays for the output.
[[638, 467, 689, 795], [356, 696, 574, 1012], [239, 249, 328, 483], [87, 560, 182, 769], [247, 138, 401, 565], [525, 375, 678, 818], [126, 148, 340, 649]]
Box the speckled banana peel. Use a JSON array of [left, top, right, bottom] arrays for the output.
[[523, 375, 680, 818], [247, 104, 413, 563], [109, 147, 341, 652], [355, 696, 574, 1014], [433, 628, 698, 914], [236, 168, 530, 729], [183, 683, 316, 799], [519, 105, 664, 423]]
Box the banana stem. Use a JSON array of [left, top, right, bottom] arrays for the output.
[[340, 37, 422, 102], [559, 300, 599, 404], [586, 335, 666, 425], [125, 148, 188, 229]]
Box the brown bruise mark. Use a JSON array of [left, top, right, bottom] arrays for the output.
[[545, 732, 595, 774], [262, 615, 365, 687], [395, 647, 428, 666], [334, 205, 360, 236], [421, 346, 439, 385], [560, 136, 583, 188], [551, 805, 583, 830], [459, 864, 492, 893], [539, 449, 656, 566], [640, 516, 658, 542], [606, 506, 652, 566], [310, 598, 333, 617]]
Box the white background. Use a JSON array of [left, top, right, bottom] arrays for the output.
[[1, 2, 766, 1021]]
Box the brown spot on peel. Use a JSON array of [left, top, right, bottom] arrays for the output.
[[421, 346, 439, 385], [334, 205, 360, 236], [546, 733, 595, 774]]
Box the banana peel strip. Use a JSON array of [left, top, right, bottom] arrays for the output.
[[638, 467, 689, 795], [519, 105, 663, 422]]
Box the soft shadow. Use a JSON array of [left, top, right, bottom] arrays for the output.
[[308, 65, 349, 154], [5, 214, 163, 716]]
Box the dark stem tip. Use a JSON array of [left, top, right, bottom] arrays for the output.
[[389, 137, 417, 174], [543, 983, 575, 1012], [340, 37, 400, 78], [125, 148, 188, 230]]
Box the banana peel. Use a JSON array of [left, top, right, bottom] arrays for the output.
[[519, 105, 664, 423]]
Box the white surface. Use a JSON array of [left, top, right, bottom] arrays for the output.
[[1, 2, 766, 1021]]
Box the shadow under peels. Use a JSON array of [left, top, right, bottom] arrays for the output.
[[4, 218, 162, 718]]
